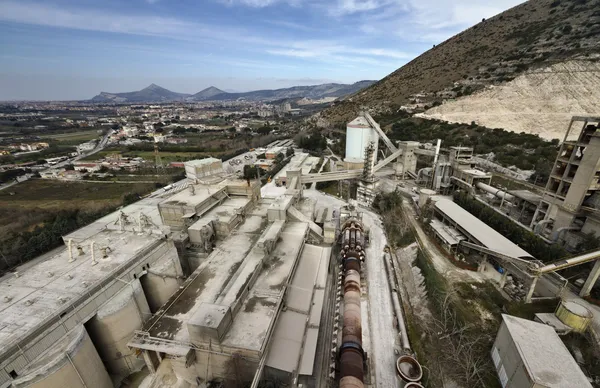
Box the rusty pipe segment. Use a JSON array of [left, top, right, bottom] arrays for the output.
[[396, 355, 423, 383], [339, 223, 366, 387]]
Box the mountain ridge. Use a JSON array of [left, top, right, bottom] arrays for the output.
[[317, 0, 600, 130], [90, 80, 376, 103]]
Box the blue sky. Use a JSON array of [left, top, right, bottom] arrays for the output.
[[0, 0, 524, 100]]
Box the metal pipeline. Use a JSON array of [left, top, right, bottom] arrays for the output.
[[551, 226, 580, 242], [383, 252, 411, 352], [475, 182, 515, 202], [339, 219, 366, 388]]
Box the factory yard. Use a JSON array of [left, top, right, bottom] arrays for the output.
[[2, 113, 600, 388]]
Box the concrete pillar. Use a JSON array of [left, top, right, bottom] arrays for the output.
[[580, 260, 600, 297], [525, 277, 538, 303], [478, 255, 488, 273], [143, 351, 157, 374], [499, 271, 509, 288]]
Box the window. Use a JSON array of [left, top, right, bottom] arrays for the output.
[[492, 346, 501, 368], [9, 370, 18, 378], [133, 273, 137, 279], [498, 365, 508, 388]]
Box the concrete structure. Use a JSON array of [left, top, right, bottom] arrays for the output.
[[184, 158, 224, 181], [157, 179, 259, 231], [129, 193, 333, 386], [492, 314, 592, 388], [397, 141, 418, 178], [11, 326, 112, 388], [0, 215, 183, 387], [532, 117, 600, 249]]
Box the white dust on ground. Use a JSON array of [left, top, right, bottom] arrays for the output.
[[303, 189, 401, 387]]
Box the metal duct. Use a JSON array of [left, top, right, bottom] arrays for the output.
[[475, 182, 515, 202]]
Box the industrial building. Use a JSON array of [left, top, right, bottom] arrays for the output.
[[3, 109, 599, 388], [530, 117, 600, 249], [492, 314, 592, 388]]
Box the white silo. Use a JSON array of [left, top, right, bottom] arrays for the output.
[[344, 115, 379, 166]]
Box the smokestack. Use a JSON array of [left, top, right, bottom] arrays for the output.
[[68, 239, 75, 263], [90, 241, 98, 266]]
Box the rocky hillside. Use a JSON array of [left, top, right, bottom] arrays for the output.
[[318, 0, 600, 131], [420, 60, 600, 139]]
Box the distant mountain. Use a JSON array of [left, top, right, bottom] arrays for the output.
[[90, 84, 191, 103], [191, 86, 226, 100], [190, 81, 376, 102], [89, 81, 376, 103]]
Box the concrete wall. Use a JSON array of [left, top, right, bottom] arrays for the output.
[[171, 350, 258, 386], [13, 326, 112, 388], [140, 250, 184, 313], [492, 322, 533, 388], [85, 279, 151, 375]]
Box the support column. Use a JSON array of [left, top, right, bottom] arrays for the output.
[[580, 260, 600, 297], [478, 255, 488, 273], [499, 271, 509, 288], [143, 350, 157, 374], [525, 277, 538, 303]]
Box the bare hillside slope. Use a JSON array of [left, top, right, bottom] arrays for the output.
[[419, 60, 600, 139], [319, 0, 600, 126]]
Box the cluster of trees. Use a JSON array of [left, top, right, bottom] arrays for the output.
[[0, 208, 114, 274], [0, 168, 28, 184], [296, 131, 327, 153], [372, 190, 414, 247], [389, 117, 559, 183], [453, 192, 568, 262]]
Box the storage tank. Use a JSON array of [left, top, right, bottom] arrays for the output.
[[555, 300, 592, 333], [140, 252, 184, 313], [85, 279, 151, 375], [345, 116, 379, 164], [12, 325, 112, 388], [418, 189, 436, 208]]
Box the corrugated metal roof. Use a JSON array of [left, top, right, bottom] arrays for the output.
[[430, 219, 465, 246], [434, 200, 533, 259], [501, 314, 592, 387]]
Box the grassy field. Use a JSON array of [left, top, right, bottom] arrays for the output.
[[42, 129, 102, 143], [0, 179, 155, 212], [81, 149, 217, 163]]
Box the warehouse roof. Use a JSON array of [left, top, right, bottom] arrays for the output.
[[434, 199, 533, 259], [501, 315, 592, 387]]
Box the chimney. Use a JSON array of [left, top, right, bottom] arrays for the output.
[[68, 239, 75, 263], [90, 241, 98, 266]]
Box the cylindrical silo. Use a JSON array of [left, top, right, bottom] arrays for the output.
[[85, 278, 151, 375], [418, 189, 436, 208], [555, 300, 592, 333], [140, 251, 184, 313], [345, 116, 379, 164], [12, 325, 112, 388]]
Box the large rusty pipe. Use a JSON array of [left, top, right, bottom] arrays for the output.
[[340, 222, 366, 388]]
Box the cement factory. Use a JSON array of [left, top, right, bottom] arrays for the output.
[[1, 113, 599, 388]]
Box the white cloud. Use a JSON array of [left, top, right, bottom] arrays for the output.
[[356, 0, 525, 43], [217, 0, 299, 7]]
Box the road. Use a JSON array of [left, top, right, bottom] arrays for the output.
[[0, 131, 112, 192]]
